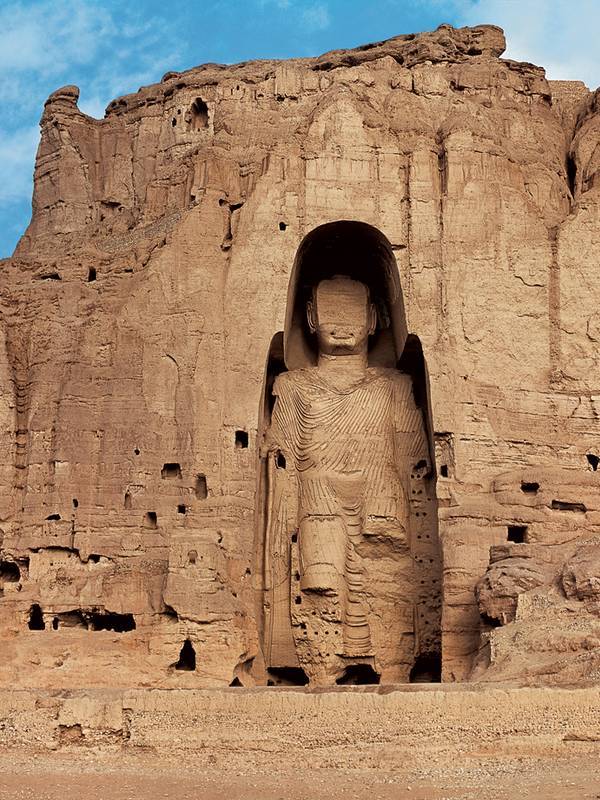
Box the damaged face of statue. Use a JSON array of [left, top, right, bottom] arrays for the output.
[[307, 277, 376, 356]]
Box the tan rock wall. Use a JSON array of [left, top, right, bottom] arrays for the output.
[[1, 23, 599, 686]]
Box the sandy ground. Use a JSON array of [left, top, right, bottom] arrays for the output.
[[1, 686, 599, 799], [1, 748, 599, 800]]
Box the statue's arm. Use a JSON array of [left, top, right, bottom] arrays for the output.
[[393, 373, 432, 471], [261, 372, 298, 605], [261, 372, 294, 458]]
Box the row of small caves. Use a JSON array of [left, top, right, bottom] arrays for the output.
[[43, 430, 250, 530], [39, 212, 289, 282], [5, 451, 598, 687], [13, 588, 435, 686], [5, 434, 255, 677]]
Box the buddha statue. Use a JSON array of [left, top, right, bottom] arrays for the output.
[[259, 272, 432, 684]]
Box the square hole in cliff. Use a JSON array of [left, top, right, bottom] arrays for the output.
[[520, 481, 539, 494], [28, 604, 45, 630], [195, 474, 208, 500], [144, 511, 158, 529], [507, 525, 528, 543], [161, 462, 182, 480], [89, 612, 136, 632], [235, 430, 248, 449], [187, 98, 208, 131]]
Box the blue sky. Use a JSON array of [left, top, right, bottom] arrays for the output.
[[1, 0, 599, 258]]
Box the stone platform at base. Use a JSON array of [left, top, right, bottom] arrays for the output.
[[1, 685, 599, 756]]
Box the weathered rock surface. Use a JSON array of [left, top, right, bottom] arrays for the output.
[[472, 533, 600, 683], [1, 22, 600, 687], [475, 545, 553, 625], [563, 539, 600, 606]]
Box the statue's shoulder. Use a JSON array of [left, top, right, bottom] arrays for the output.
[[368, 366, 413, 388], [273, 368, 317, 396]]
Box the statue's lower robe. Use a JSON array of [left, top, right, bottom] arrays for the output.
[[264, 367, 429, 675]]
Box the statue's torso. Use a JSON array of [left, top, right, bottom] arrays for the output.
[[272, 366, 416, 521]]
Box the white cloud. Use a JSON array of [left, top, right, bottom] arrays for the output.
[[302, 2, 331, 31], [0, 0, 182, 111], [0, 0, 112, 74], [0, 0, 183, 213], [457, 0, 600, 89]]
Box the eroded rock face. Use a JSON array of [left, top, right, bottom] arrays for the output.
[[475, 546, 553, 625], [562, 540, 600, 608], [472, 534, 600, 683], [1, 22, 600, 687]]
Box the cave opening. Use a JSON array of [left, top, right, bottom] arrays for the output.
[[88, 612, 136, 632], [0, 561, 20, 582], [188, 98, 209, 131], [507, 525, 528, 543], [55, 610, 87, 629], [28, 604, 45, 630], [195, 474, 208, 499], [336, 664, 381, 685], [145, 511, 158, 529], [520, 481, 539, 494], [174, 639, 196, 671], [587, 453, 599, 471], [161, 462, 182, 480], [481, 612, 502, 628], [551, 499, 586, 512], [409, 652, 442, 683], [266, 667, 309, 686], [235, 430, 249, 449]]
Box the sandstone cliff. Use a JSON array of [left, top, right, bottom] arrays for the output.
[[1, 23, 599, 687]]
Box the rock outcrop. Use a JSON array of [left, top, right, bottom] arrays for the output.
[[1, 22, 599, 687]]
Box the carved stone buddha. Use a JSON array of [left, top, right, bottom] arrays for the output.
[[259, 264, 434, 685]]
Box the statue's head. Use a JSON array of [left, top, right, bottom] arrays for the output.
[[307, 276, 376, 356]]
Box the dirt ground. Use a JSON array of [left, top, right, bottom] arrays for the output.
[[1, 747, 599, 800], [1, 686, 599, 799]]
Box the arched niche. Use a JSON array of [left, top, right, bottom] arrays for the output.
[[254, 220, 442, 685], [284, 221, 408, 370]]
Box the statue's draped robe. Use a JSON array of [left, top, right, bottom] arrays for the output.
[[263, 366, 429, 664]]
